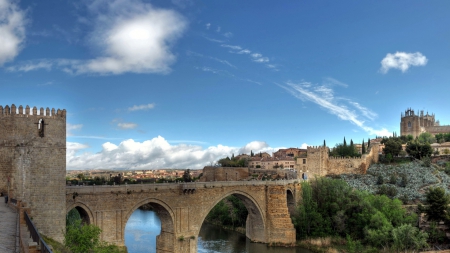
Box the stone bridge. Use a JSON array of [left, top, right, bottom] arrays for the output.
[[66, 180, 301, 253]]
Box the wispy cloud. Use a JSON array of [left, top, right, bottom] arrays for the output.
[[196, 66, 261, 85], [205, 23, 211, 30], [186, 51, 236, 68], [118, 122, 138, 129], [223, 32, 233, 38], [251, 53, 269, 63], [202, 36, 224, 43], [67, 123, 83, 136], [323, 77, 348, 87], [380, 51, 428, 74], [0, 0, 27, 66], [128, 103, 155, 111], [279, 80, 390, 136], [221, 44, 242, 50], [216, 26, 221, 32]]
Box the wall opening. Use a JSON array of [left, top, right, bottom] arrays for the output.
[[67, 206, 92, 226], [124, 201, 174, 253], [286, 189, 295, 216], [198, 192, 265, 251]]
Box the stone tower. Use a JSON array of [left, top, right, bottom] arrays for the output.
[[0, 104, 66, 242], [306, 146, 329, 177], [400, 108, 439, 138]]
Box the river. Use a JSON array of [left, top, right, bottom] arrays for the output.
[[124, 209, 313, 253]]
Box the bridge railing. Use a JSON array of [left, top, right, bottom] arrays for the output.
[[66, 179, 300, 194], [24, 211, 53, 253]]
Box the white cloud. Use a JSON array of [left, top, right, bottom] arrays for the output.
[[8, 0, 187, 75], [118, 122, 138, 129], [128, 103, 155, 111], [67, 123, 83, 136], [237, 49, 251, 54], [221, 44, 242, 50], [66, 136, 282, 170], [380, 51, 428, 74], [6, 60, 52, 72], [205, 23, 211, 30], [280, 81, 388, 136], [223, 32, 233, 38], [0, 0, 26, 66], [251, 53, 269, 63]]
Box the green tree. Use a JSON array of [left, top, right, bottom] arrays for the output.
[[418, 132, 437, 144], [362, 139, 366, 154], [383, 138, 402, 157], [391, 224, 428, 252], [406, 140, 432, 159], [424, 187, 450, 223], [65, 220, 101, 253], [182, 169, 192, 182]]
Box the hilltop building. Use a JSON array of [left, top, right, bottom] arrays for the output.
[[400, 108, 450, 138]]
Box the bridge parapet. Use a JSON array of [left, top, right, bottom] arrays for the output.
[[66, 179, 300, 194]]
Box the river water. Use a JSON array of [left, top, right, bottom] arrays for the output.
[[124, 209, 312, 253]]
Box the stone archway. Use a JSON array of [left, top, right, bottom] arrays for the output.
[[124, 198, 176, 253], [67, 202, 95, 225], [286, 189, 295, 216], [199, 190, 266, 243]]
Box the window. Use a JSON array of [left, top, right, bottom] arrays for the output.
[[408, 121, 412, 128], [303, 159, 306, 164]]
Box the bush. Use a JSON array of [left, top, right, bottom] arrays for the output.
[[377, 185, 398, 198]]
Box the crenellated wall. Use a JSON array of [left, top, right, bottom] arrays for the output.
[[305, 143, 379, 178], [0, 104, 66, 242]]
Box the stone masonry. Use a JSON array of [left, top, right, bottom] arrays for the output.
[[66, 180, 300, 253], [0, 104, 66, 242]]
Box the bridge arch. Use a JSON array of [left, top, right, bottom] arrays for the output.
[[286, 189, 295, 215], [199, 189, 266, 242], [67, 202, 95, 225], [124, 198, 176, 252]]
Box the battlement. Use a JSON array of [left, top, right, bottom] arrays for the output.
[[307, 146, 328, 150], [0, 104, 66, 118], [328, 156, 364, 161]]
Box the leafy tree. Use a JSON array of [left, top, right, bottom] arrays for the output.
[[424, 187, 450, 223], [391, 224, 428, 252], [383, 138, 402, 157], [406, 140, 432, 159], [418, 132, 437, 144], [183, 169, 192, 182]]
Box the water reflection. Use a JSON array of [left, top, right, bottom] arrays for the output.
[[125, 209, 312, 253]]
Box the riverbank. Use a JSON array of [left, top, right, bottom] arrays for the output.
[[203, 220, 246, 234]]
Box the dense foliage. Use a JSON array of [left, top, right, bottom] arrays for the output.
[[65, 209, 123, 253], [292, 178, 427, 251], [435, 133, 450, 143], [330, 137, 360, 158], [205, 195, 248, 228], [218, 156, 248, 167]]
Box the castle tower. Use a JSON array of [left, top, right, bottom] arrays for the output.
[[0, 104, 66, 242], [306, 146, 329, 177]]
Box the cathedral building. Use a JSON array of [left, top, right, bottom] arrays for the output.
[[400, 108, 450, 138]]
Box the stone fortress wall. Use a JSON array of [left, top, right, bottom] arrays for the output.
[[301, 142, 380, 178], [0, 104, 66, 242]]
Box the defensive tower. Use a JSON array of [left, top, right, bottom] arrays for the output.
[[0, 104, 66, 242]]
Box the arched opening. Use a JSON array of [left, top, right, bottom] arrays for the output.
[[66, 204, 94, 226], [286, 189, 295, 216], [198, 191, 266, 251], [124, 199, 175, 253]]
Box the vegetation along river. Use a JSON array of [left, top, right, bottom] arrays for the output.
[[124, 209, 313, 253]]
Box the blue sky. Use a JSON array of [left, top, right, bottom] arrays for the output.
[[1, 0, 449, 170]]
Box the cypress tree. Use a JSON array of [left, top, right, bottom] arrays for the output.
[[368, 138, 371, 148], [343, 137, 347, 147], [362, 139, 366, 154], [251, 150, 254, 157], [323, 140, 326, 147]]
